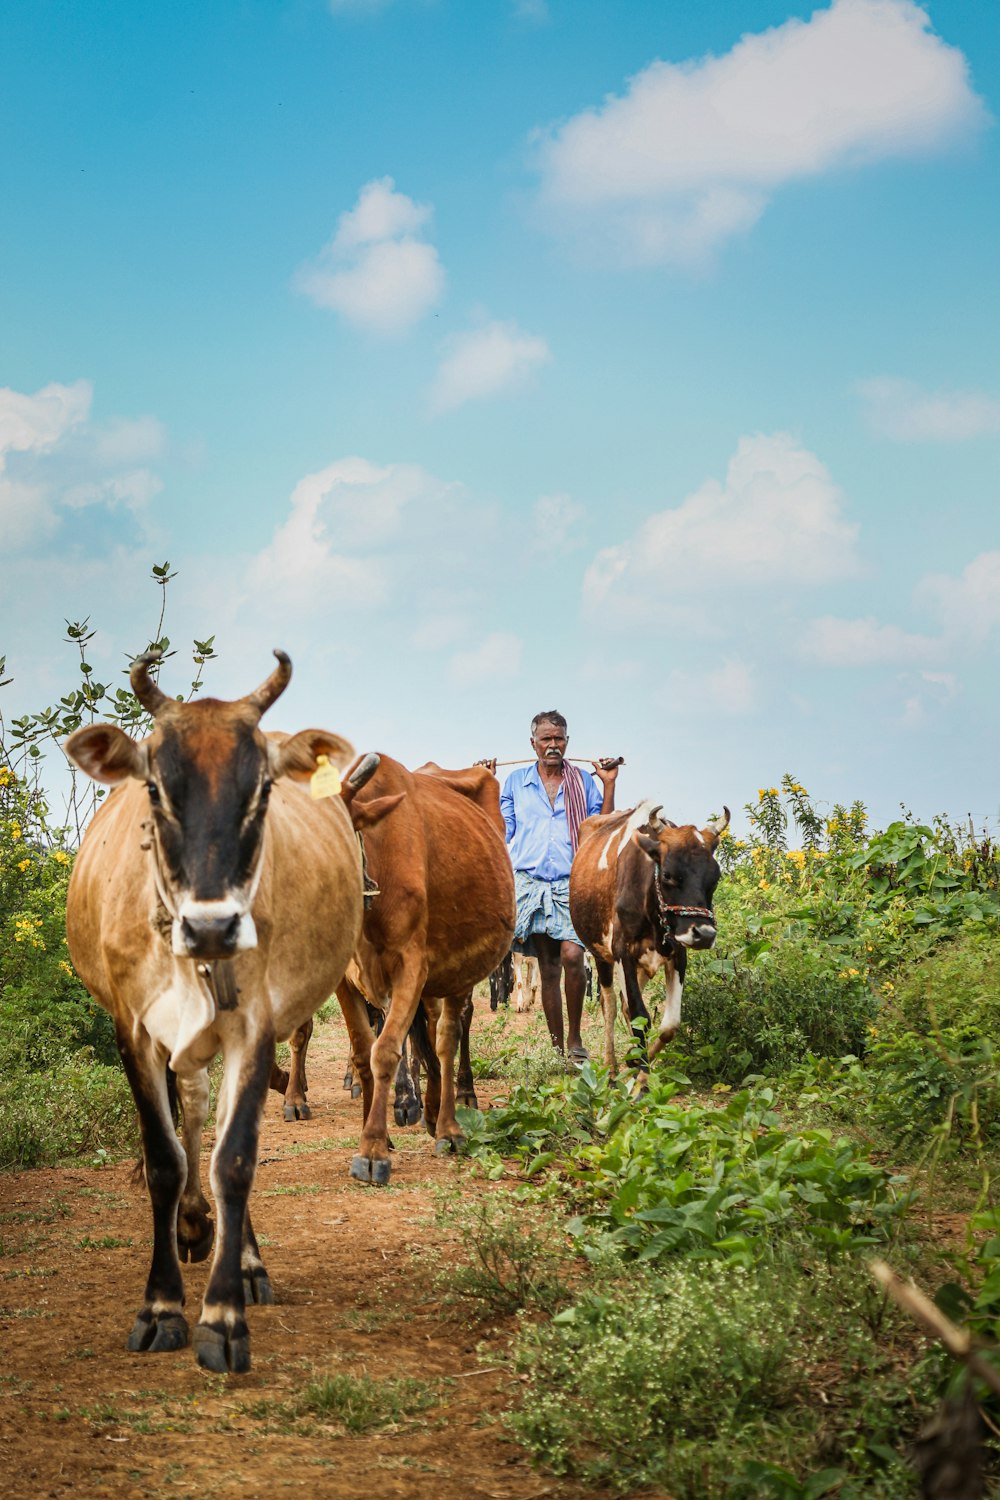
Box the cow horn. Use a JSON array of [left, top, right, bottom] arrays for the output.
[[648, 803, 664, 826], [130, 651, 171, 717], [705, 806, 731, 836], [243, 650, 292, 719]]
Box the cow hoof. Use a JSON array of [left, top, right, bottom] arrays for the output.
[[457, 1092, 479, 1111], [298, 1101, 311, 1120], [243, 1268, 275, 1306], [350, 1082, 362, 1100], [435, 1135, 465, 1156], [127, 1309, 189, 1353], [193, 1321, 250, 1375], [394, 1100, 421, 1127], [372, 1158, 392, 1185], [178, 1217, 214, 1264], [342, 1069, 354, 1092], [350, 1154, 372, 1182]]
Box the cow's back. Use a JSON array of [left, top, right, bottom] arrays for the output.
[[352, 755, 514, 998]]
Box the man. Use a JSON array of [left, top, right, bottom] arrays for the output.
[[483, 712, 619, 1059]]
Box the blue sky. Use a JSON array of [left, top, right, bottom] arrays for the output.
[[2, 0, 999, 833]]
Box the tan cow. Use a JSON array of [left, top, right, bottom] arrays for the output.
[[569, 800, 729, 1074], [64, 651, 362, 1373], [336, 755, 515, 1183]]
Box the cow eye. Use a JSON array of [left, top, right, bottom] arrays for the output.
[[260, 779, 272, 806], [147, 781, 161, 807]]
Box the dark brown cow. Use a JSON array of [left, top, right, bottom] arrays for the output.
[[569, 799, 729, 1074], [336, 756, 515, 1183], [64, 651, 362, 1372]]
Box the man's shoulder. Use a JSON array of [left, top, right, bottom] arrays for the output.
[[502, 765, 535, 792]]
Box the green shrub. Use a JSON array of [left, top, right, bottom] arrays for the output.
[[674, 927, 877, 1083], [461, 1067, 909, 1263], [506, 1256, 926, 1497], [0, 1050, 135, 1169], [434, 1190, 572, 1317]]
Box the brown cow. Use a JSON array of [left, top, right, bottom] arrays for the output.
[[64, 651, 362, 1372], [336, 756, 515, 1183], [569, 800, 729, 1074]]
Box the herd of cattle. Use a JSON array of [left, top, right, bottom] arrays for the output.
[[63, 652, 728, 1373]]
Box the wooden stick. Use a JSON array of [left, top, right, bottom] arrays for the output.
[[491, 756, 625, 768], [869, 1259, 1000, 1398]]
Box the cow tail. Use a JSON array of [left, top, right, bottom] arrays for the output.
[[408, 1004, 441, 1082]]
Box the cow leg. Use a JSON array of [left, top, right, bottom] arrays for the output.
[[192, 1021, 274, 1375], [352, 954, 429, 1184], [432, 994, 467, 1154], [394, 1035, 422, 1127], [282, 1018, 313, 1121], [455, 994, 478, 1110], [116, 1026, 189, 1355], [595, 958, 618, 1074], [418, 998, 442, 1137], [647, 952, 687, 1063], [175, 1069, 214, 1264], [621, 954, 652, 1077], [241, 1207, 274, 1306], [336, 978, 378, 1124]]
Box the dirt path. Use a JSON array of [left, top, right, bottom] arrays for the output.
[[0, 1010, 597, 1500]]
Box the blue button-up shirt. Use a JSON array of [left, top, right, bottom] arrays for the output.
[[501, 764, 604, 880]]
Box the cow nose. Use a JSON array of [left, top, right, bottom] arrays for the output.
[[691, 922, 717, 949], [180, 910, 241, 959]]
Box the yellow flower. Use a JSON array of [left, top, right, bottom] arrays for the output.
[[59, 961, 74, 977], [759, 879, 770, 890], [758, 788, 767, 801], [787, 850, 805, 868], [769, 787, 779, 798], [881, 980, 895, 996], [17, 858, 30, 872], [10, 823, 21, 840], [838, 968, 860, 980], [0, 767, 11, 786], [51, 850, 70, 865]]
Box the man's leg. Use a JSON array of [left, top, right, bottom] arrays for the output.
[[533, 935, 565, 1053], [561, 941, 587, 1058]]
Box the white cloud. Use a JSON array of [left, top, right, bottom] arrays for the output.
[[0, 381, 164, 553], [533, 0, 987, 264], [0, 380, 91, 463], [430, 319, 551, 413], [706, 659, 756, 714], [534, 491, 584, 551], [294, 177, 444, 336], [799, 614, 939, 665], [919, 551, 1000, 643], [246, 456, 449, 612], [584, 432, 860, 614], [513, 0, 550, 21], [449, 631, 522, 687], [859, 376, 1000, 441]]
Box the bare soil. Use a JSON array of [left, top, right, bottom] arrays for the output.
[[0, 1010, 604, 1500]]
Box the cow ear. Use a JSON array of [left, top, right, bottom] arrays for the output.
[[632, 830, 660, 861], [349, 792, 406, 831], [702, 805, 731, 846], [269, 729, 356, 783], [64, 724, 149, 784]]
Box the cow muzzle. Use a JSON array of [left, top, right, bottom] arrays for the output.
[[676, 921, 717, 951], [172, 899, 258, 959]]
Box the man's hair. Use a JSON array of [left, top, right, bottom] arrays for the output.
[[531, 710, 567, 737]]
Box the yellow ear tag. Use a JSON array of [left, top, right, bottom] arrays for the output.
[[310, 754, 342, 800]]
